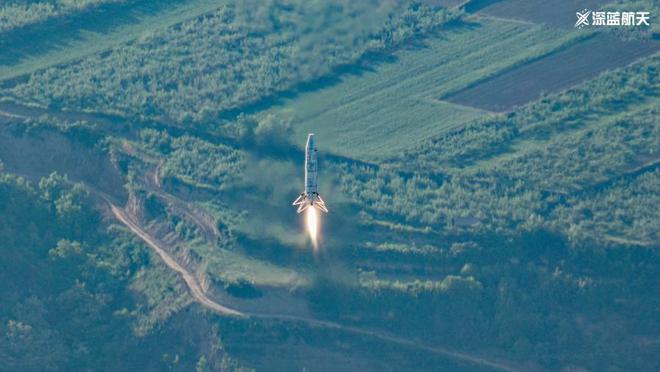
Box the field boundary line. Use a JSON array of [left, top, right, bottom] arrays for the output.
[[441, 31, 596, 101], [423, 96, 494, 114], [473, 14, 536, 26]]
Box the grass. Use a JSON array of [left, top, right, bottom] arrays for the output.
[[291, 98, 484, 161], [551, 168, 659, 245], [463, 99, 659, 175], [3, 2, 443, 124], [193, 200, 310, 289], [0, 0, 129, 34], [274, 18, 587, 161], [193, 240, 308, 289], [0, 0, 227, 81]]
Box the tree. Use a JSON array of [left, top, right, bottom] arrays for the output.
[[254, 113, 293, 147], [196, 355, 209, 372]]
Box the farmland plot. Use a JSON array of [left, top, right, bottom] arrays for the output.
[[281, 19, 586, 160], [2, 1, 449, 124], [472, 0, 660, 39], [445, 34, 660, 111], [472, 0, 606, 28]]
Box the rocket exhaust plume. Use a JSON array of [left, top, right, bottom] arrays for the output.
[[293, 133, 327, 248], [306, 207, 319, 249]]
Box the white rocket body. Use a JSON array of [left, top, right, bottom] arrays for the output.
[[293, 134, 328, 213]]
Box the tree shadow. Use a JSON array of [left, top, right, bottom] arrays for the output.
[[461, 0, 505, 14]]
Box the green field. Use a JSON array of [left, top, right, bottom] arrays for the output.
[[2, 2, 453, 124], [277, 18, 586, 160], [0, 0, 227, 80], [0, 0, 126, 33]]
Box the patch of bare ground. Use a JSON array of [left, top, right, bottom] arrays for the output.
[[445, 34, 659, 112]]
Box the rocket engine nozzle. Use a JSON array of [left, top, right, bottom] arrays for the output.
[[292, 192, 328, 213]]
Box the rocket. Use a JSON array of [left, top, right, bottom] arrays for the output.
[[293, 133, 328, 213]]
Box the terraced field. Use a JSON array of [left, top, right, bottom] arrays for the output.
[[278, 18, 586, 160]]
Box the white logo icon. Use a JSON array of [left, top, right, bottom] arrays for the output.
[[575, 10, 591, 28]]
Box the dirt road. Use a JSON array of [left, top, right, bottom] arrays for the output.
[[2, 102, 518, 371], [108, 201, 517, 371], [109, 203, 245, 317]]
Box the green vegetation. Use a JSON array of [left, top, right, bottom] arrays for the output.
[[0, 170, 245, 370], [1, 0, 658, 370], [0, 0, 231, 80], [607, 0, 660, 36], [118, 146, 308, 290], [486, 104, 658, 194], [362, 242, 440, 256], [336, 55, 659, 244], [553, 168, 659, 245], [278, 17, 586, 159], [359, 271, 483, 296], [193, 49, 659, 367], [3, 1, 460, 124], [139, 129, 245, 191], [0, 0, 126, 33], [393, 53, 657, 169], [309, 53, 658, 369]]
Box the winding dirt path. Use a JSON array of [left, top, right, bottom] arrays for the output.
[[2, 103, 519, 370], [109, 203, 245, 317], [108, 201, 518, 371]]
